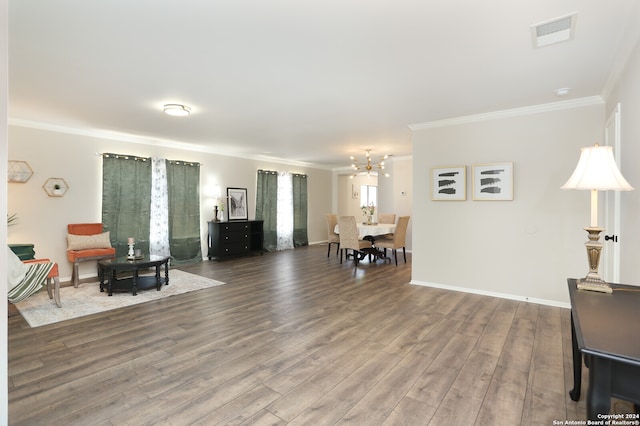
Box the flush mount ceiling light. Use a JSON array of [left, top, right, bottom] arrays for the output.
[[163, 104, 191, 117], [556, 87, 571, 97], [531, 12, 577, 48], [349, 149, 390, 178]]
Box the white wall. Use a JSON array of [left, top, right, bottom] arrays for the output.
[[337, 173, 377, 219], [606, 36, 640, 285], [377, 156, 413, 250], [1, 0, 9, 421], [605, 9, 640, 285], [411, 100, 604, 305], [607, 38, 640, 285], [7, 125, 332, 281]]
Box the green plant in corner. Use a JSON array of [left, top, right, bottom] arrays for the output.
[[7, 213, 18, 226]]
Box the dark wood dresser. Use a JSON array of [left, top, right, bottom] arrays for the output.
[[207, 220, 264, 260]]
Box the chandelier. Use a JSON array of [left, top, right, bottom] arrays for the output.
[[349, 149, 390, 178]]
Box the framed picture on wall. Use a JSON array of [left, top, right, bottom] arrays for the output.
[[472, 162, 514, 201], [431, 166, 466, 201], [227, 187, 248, 220]]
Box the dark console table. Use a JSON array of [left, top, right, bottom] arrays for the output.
[[98, 255, 170, 296], [208, 220, 264, 260], [568, 278, 640, 419]]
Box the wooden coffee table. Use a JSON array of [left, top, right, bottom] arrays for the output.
[[98, 255, 170, 296]]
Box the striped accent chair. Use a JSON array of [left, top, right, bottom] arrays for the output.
[[7, 247, 61, 307]]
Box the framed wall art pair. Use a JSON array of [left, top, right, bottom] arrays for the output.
[[431, 162, 513, 201]]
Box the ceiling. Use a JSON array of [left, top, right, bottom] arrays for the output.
[[8, 1, 640, 169]]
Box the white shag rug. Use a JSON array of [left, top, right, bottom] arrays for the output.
[[14, 269, 226, 328]]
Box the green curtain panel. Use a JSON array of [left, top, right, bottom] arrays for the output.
[[166, 160, 202, 264], [102, 154, 152, 257], [256, 170, 278, 252], [292, 173, 309, 247]]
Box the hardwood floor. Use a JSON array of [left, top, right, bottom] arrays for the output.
[[7, 244, 603, 425]]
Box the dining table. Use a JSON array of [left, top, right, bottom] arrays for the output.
[[334, 223, 396, 240], [334, 222, 396, 263]]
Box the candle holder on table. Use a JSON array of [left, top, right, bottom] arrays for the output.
[[127, 237, 136, 260]]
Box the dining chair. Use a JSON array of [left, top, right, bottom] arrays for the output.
[[377, 213, 396, 240], [325, 213, 340, 257], [337, 216, 372, 267], [378, 213, 396, 224], [375, 216, 410, 265]]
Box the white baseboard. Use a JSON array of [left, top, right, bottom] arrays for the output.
[[410, 279, 570, 309]]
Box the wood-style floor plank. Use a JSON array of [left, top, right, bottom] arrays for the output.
[[7, 244, 606, 425]]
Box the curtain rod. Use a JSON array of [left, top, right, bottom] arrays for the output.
[[99, 153, 149, 161], [98, 153, 200, 166], [167, 160, 200, 167], [258, 169, 307, 177]]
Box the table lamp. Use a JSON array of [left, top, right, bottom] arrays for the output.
[[562, 144, 634, 293], [212, 185, 222, 222]]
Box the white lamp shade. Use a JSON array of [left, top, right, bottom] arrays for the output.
[[562, 145, 634, 191], [212, 184, 222, 199]]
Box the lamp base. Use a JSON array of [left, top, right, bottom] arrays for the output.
[[576, 277, 613, 294], [576, 226, 612, 293]]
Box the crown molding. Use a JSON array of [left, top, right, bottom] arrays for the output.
[[8, 118, 329, 169], [408, 96, 603, 131]]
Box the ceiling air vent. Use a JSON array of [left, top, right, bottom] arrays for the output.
[[531, 13, 577, 48]]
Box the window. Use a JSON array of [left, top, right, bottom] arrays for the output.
[[102, 153, 202, 264], [360, 185, 377, 208], [256, 170, 308, 251]]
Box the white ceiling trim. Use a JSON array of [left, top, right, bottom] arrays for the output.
[[408, 96, 603, 131], [8, 118, 330, 170]]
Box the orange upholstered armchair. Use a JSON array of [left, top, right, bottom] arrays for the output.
[[66, 223, 116, 288]]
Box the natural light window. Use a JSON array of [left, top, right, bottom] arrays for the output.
[[360, 185, 377, 209], [277, 172, 294, 250]]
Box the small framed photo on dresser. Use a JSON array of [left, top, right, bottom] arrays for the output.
[[227, 187, 248, 220]]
